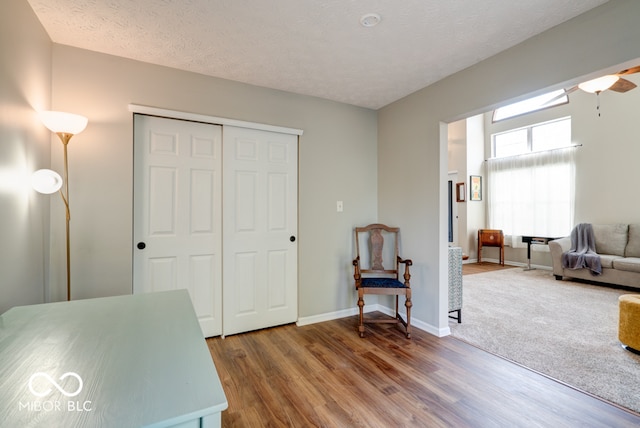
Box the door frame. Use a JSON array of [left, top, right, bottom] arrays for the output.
[[129, 104, 303, 136], [447, 171, 459, 246]]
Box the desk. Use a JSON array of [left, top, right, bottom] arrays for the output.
[[521, 236, 558, 271], [0, 290, 227, 428]]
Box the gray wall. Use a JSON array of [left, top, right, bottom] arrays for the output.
[[0, 0, 52, 313], [378, 0, 640, 334], [48, 45, 378, 319]]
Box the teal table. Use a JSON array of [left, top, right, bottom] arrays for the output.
[[0, 290, 227, 427]]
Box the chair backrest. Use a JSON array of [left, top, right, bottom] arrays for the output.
[[355, 224, 400, 278]]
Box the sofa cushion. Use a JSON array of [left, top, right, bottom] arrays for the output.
[[599, 254, 623, 269], [593, 224, 628, 257], [625, 224, 640, 258], [613, 257, 640, 274]]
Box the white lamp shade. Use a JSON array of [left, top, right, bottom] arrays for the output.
[[32, 169, 63, 194], [40, 111, 88, 135], [578, 75, 620, 93]]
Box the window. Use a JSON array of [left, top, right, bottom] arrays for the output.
[[492, 117, 571, 158], [487, 118, 575, 238], [492, 89, 568, 122]]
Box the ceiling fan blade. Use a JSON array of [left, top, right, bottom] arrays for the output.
[[616, 65, 640, 76], [609, 77, 637, 93]]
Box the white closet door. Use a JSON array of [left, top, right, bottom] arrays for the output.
[[133, 115, 222, 338], [222, 126, 298, 336]]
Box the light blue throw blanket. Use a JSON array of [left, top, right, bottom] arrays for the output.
[[561, 223, 602, 275]]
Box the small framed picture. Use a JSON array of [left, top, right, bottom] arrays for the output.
[[456, 182, 466, 202], [470, 175, 482, 201]]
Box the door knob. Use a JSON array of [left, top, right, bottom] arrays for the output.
[[290, 236, 296, 242], [137, 242, 146, 250]]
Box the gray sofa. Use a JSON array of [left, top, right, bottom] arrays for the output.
[[549, 224, 640, 289]]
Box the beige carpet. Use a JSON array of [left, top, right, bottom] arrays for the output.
[[450, 268, 640, 414]]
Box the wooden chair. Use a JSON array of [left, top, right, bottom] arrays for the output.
[[352, 224, 413, 338]]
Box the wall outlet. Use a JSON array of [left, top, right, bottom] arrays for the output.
[[336, 201, 343, 212]]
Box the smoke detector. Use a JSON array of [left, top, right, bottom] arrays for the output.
[[360, 13, 381, 28]]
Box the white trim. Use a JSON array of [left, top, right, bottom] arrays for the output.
[[128, 104, 304, 136], [387, 306, 450, 337], [296, 304, 445, 337], [296, 306, 366, 327]]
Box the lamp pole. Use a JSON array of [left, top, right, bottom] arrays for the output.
[[57, 132, 73, 301]]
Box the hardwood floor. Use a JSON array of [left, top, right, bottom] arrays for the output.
[[462, 261, 516, 275], [207, 314, 640, 427]]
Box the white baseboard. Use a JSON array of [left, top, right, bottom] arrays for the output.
[[509, 262, 553, 271], [383, 306, 451, 337], [296, 306, 362, 326], [297, 304, 448, 337]]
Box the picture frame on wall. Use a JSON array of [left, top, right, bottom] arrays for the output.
[[470, 175, 482, 201]]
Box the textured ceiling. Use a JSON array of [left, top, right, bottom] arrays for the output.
[[27, 0, 608, 109]]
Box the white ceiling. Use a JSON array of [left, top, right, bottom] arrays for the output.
[[27, 0, 608, 110]]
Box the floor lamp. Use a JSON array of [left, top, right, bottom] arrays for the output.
[[33, 111, 88, 301]]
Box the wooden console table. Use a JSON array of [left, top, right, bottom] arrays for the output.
[[0, 290, 227, 427], [478, 229, 504, 265]]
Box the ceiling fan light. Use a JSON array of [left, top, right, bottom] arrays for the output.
[[578, 75, 620, 93]]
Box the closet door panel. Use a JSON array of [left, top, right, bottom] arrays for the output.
[[134, 115, 222, 338], [223, 126, 298, 336]]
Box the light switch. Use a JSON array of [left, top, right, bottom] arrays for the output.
[[337, 201, 343, 212]]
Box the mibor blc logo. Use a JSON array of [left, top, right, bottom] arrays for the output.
[[19, 371, 93, 413], [28, 372, 83, 397]]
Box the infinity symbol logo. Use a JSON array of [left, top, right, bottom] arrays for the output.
[[28, 372, 83, 397]]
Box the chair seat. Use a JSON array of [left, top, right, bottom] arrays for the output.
[[361, 277, 407, 288]]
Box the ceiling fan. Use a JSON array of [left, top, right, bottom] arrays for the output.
[[570, 64, 640, 95], [544, 65, 640, 115]]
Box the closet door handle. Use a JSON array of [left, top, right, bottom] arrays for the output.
[[137, 242, 146, 250], [290, 236, 296, 242]]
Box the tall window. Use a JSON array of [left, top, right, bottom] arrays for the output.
[[487, 118, 575, 237]]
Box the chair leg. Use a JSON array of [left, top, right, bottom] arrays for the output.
[[394, 295, 399, 318], [405, 291, 412, 339], [357, 292, 365, 338]]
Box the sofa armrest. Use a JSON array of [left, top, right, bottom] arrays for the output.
[[549, 237, 571, 276]]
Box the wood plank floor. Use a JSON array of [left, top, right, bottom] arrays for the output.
[[462, 261, 516, 275], [207, 314, 640, 427]]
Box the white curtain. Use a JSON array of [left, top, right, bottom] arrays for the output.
[[487, 147, 576, 240]]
